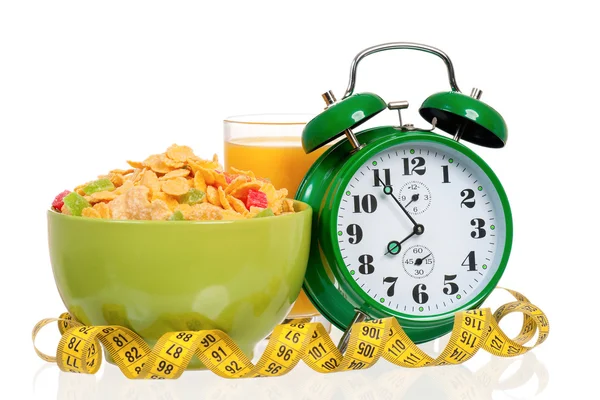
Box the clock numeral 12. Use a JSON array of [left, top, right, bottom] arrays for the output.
[[402, 157, 426, 176]]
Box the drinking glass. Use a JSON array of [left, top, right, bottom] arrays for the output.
[[223, 114, 329, 321]]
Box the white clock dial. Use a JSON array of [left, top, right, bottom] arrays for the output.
[[336, 141, 507, 316]]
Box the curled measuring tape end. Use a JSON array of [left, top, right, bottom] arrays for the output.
[[32, 288, 549, 379]]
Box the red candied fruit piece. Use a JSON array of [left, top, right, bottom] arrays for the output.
[[246, 189, 268, 209], [224, 173, 238, 184], [52, 190, 71, 210]]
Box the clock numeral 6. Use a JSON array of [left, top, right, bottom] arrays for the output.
[[402, 157, 426, 176], [353, 195, 378, 214], [358, 254, 374, 275], [470, 218, 486, 239], [412, 284, 429, 304], [346, 224, 363, 244]]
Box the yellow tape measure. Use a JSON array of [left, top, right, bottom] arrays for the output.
[[32, 288, 548, 379]]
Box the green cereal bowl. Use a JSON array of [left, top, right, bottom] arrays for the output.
[[47, 201, 312, 369]]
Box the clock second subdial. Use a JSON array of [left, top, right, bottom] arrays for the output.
[[399, 181, 431, 215], [402, 245, 435, 278]]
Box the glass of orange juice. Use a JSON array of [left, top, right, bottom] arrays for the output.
[[223, 114, 329, 324]]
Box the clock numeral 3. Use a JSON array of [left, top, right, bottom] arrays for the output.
[[462, 250, 477, 271], [412, 284, 429, 304], [372, 168, 391, 187], [402, 157, 426, 176], [346, 224, 363, 244], [443, 275, 459, 295], [470, 218, 486, 239], [353, 195, 378, 214], [383, 277, 398, 296], [461, 189, 476, 208], [358, 254, 374, 275]]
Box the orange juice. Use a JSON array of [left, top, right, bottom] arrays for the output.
[[224, 137, 328, 197], [224, 136, 329, 317]]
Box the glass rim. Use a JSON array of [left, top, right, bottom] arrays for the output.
[[223, 113, 314, 126]]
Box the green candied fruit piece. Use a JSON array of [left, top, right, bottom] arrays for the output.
[[169, 210, 185, 221], [83, 178, 115, 195], [63, 192, 91, 216], [179, 188, 205, 205], [254, 208, 275, 218]]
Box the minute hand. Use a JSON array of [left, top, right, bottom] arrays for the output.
[[379, 178, 419, 226]]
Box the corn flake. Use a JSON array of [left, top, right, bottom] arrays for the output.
[[93, 202, 112, 219], [166, 144, 194, 163], [161, 169, 191, 180], [206, 185, 219, 206], [227, 195, 248, 215], [218, 186, 232, 210], [82, 207, 101, 219], [161, 177, 190, 196]]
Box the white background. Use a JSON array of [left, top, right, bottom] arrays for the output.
[[0, 1, 597, 399]]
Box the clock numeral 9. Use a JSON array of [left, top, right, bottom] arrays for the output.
[[443, 275, 459, 295], [346, 224, 363, 244], [358, 254, 374, 275], [402, 157, 426, 176], [412, 284, 429, 304], [470, 218, 486, 239], [353, 194, 378, 213], [461, 189, 476, 208]]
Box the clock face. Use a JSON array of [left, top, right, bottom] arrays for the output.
[[334, 140, 508, 317]]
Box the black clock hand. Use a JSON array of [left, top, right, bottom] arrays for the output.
[[385, 224, 424, 255], [415, 253, 432, 266], [404, 193, 419, 208], [377, 178, 419, 227]]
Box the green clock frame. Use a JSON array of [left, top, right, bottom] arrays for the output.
[[296, 126, 513, 344]]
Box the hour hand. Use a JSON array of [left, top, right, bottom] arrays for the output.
[[384, 225, 425, 255]]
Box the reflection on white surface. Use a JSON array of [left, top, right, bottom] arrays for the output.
[[35, 336, 549, 400]]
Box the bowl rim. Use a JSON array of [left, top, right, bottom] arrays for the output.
[[48, 199, 311, 225]]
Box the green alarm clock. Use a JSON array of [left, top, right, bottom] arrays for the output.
[[296, 42, 512, 349]]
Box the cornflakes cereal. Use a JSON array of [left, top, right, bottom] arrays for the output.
[[89, 191, 118, 203], [161, 177, 190, 196], [218, 187, 232, 210], [161, 169, 191, 180], [51, 144, 296, 221], [82, 207, 101, 219], [206, 185, 219, 206], [166, 144, 194, 162], [93, 202, 112, 219]]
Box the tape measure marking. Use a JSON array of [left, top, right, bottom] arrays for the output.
[[31, 288, 549, 379]]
